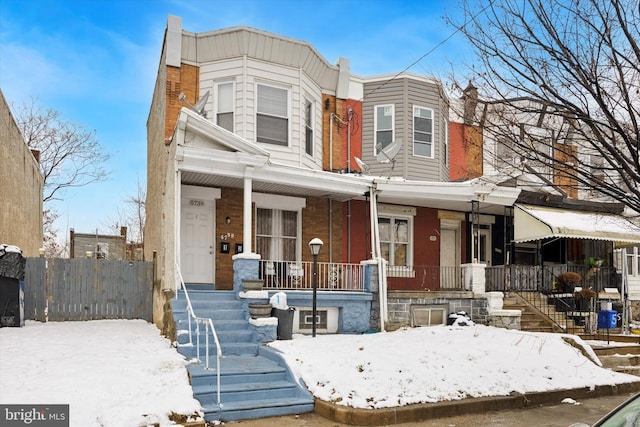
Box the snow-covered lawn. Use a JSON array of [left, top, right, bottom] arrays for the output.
[[0, 320, 201, 427], [1, 320, 638, 426], [269, 325, 640, 409]]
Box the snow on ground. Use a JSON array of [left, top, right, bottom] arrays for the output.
[[0, 320, 201, 427], [269, 325, 639, 409], [2, 320, 639, 427]]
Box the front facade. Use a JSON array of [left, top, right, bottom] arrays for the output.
[[0, 90, 43, 256], [146, 17, 520, 331], [449, 85, 640, 327]]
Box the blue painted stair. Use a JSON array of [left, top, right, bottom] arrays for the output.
[[171, 288, 314, 422]]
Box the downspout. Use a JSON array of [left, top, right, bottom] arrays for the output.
[[330, 113, 334, 171], [347, 108, 354, 263], [369, 182, 386, 332], [175, 169, 181, 291], [328, 199, 333, 263], [347, 108, 353, 172]]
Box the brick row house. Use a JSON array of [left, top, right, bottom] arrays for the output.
[[450, 85, 640, 329], [145, 16, 525, 333]]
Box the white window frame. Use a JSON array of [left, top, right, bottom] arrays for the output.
[[304, 98, 313, 156], [215, 81, 235, 132], [378, 215, 414, 277], [413, 105, 434, 158], [374, 104, 394, 155], [256, 82, 290, 146], [627, 246, 640, 277], [253, 194, 305, 261]]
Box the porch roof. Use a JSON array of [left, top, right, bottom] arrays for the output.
[[375, 179, 521, 214], [174, 107, 521, 212], [514, 204, 640, 244]]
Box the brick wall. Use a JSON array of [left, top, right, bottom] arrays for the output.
[[216, 187, 244, 288], [449, 122, 483, 181]]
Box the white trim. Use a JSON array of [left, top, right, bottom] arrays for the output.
[[374, 104, 394, 156], [214, 80, 235, 132], [252, 193, 306, 210], [181, 185, 221, 200], [255, 81, 291, 146], [378, 204, 416, 216], [412, 105, 434, 159]]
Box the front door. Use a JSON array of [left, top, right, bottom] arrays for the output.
[[181, 198, 215, 284], [440, 220, 461, 289]]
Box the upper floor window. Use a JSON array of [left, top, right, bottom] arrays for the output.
[[375, 105, 394, 153], [257, 84, 289, 146], [413, 106, 433, 158], [304, 98, 313, 156], [216, 82, 234, 132]]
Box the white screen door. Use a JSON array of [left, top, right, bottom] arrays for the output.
[[440, 220, 461, 289], [181, 199, 215, 284]]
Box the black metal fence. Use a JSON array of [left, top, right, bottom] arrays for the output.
[[486, 265, 619, 293]]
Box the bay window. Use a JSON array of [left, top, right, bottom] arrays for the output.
[[413, 106, 433, 158], [257, 83, 289, 146]]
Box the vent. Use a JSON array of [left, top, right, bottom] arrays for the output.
[[292, 306, 339, 334]]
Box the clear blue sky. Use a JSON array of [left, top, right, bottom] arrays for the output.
[[0, 0, 472, 240]]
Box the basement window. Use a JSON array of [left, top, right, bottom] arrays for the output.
[[410, 305, 447, 326]]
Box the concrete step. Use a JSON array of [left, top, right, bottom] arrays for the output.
[[175, 290, 314, 422], [188, 356, 288, 387], [179, 341, 258, 358], [203, 396, 314, 422]]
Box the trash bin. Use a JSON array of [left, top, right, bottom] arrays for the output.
[[598, 310, 617, 329], [0, 244, 26, 328], [271, 307, 295, 340]]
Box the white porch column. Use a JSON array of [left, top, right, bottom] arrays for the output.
[[243, 166, 254, 254], [462, 263, 487, 295]]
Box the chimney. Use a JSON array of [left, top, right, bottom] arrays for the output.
[[462, 82, 478, 126]]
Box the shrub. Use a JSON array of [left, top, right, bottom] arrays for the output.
[[555, 272, 582, 293]]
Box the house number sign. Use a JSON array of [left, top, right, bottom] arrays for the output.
[[190, 199, 205, 207]]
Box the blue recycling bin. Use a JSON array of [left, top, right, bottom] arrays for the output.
[[598, 310, 617, 329]]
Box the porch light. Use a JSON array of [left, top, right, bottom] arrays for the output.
[[308, 238, 323, 337]]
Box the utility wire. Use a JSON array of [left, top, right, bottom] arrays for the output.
[[361, 0, 494, 102]]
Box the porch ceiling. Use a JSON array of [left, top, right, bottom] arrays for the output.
[[514, 204, 640, 244]]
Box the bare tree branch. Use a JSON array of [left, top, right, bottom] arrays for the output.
[[449, 0, 640, 213], [13, 97, 110, 203]]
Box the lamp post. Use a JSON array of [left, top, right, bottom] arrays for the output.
[[308, 238, 323, 337]]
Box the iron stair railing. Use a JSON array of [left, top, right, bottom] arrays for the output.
[[175, 265, 222, 408]]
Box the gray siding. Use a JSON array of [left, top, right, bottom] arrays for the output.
[[362, 76, 449, 181]]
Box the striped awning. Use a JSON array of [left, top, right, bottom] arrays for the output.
[[514, 204, 640, 244]]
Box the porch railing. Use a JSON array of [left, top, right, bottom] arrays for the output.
[[486, 265, 618, 293], [386, 265, 464, 291], [259, 260, 364, 291]]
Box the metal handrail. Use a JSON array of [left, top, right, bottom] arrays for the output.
[[175, 266, 221, 408]]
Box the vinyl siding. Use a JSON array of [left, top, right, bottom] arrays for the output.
[[362, 76, 449, 181]]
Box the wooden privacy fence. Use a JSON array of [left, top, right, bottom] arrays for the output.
[[24, 258, 154, 322]]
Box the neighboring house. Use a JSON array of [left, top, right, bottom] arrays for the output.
[[145, 16, 521, 332], [360, 73, 449, 181], [69, 227, 128, 260], [450, 86, 640, 325], [0, 89, 44, 256]]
